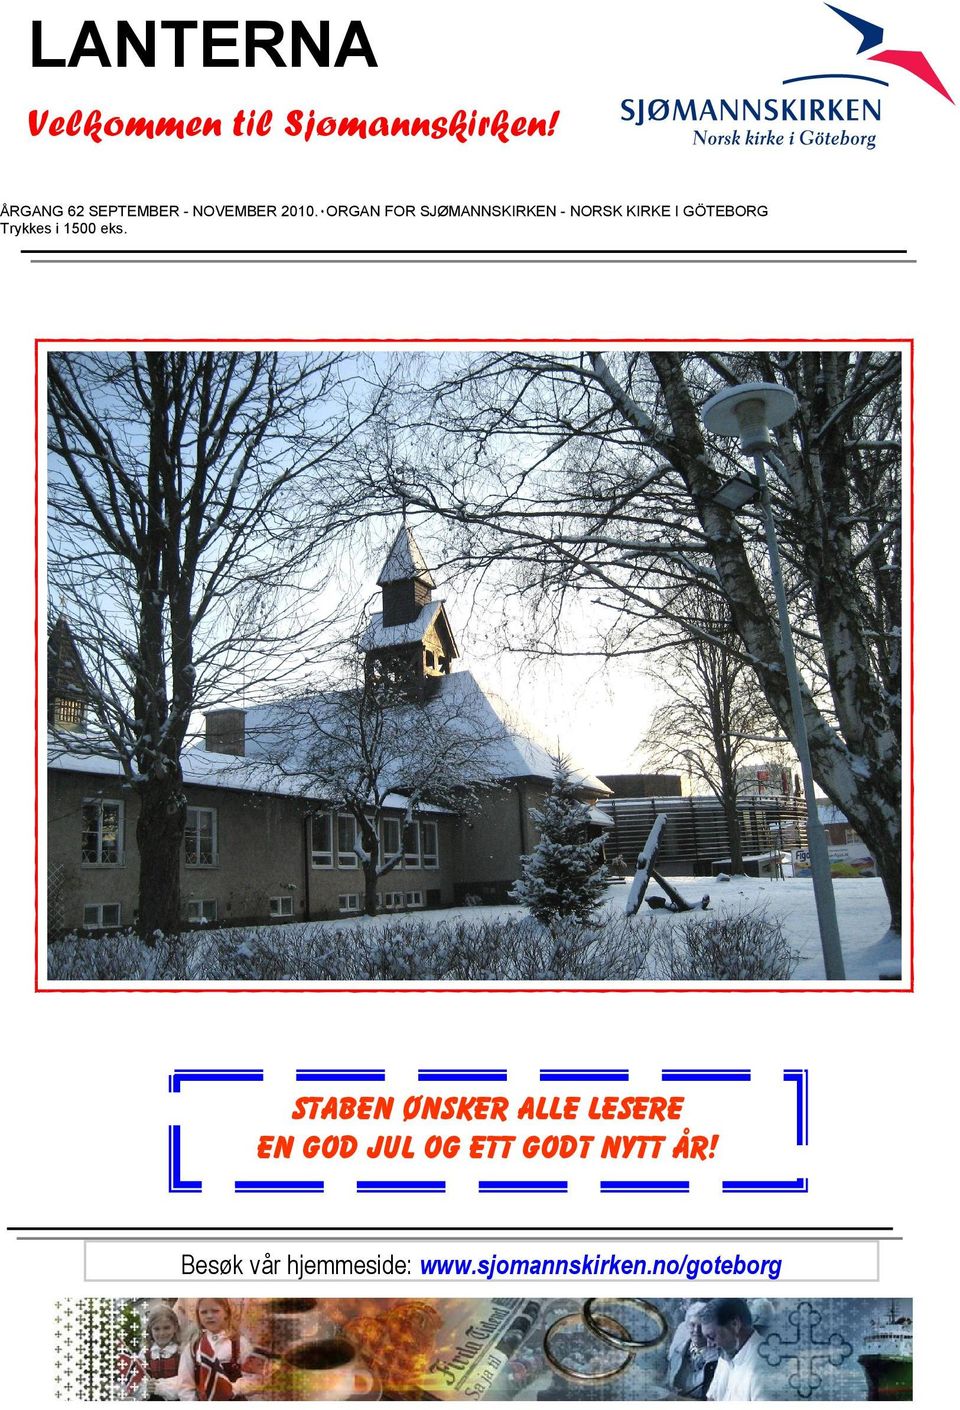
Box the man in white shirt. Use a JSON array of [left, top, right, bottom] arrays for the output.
[[701, 1298, 773, 1401]]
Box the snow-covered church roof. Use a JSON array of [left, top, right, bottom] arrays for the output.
[[429, 672, 611, 794], [377, 526, 436, 588], [229, 670, 609, 797], [48, 734, 453, 814]]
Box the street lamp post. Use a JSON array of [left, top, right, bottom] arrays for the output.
[[701, 382, 846, 982]]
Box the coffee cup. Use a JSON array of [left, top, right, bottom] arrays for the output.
[[260, 1298, 320, 1351], [267, 1335, 378, 1401]]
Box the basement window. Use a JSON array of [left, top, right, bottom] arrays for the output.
[[186, 899, 217, 925], [83, 902, 121, 929]]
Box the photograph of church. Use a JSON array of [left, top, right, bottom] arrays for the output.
[[43, 347, 901, 984]]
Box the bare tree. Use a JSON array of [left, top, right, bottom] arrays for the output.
[[639, 586, 784, 873], [47, 350, 378, 938], [333, 349, 902, 935], [246, 649, 508, 915]]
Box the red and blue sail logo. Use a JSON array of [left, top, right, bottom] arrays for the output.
[[785, 4, 953, 103]]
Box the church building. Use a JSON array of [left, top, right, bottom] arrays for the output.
[[47, 529, 612, 935]]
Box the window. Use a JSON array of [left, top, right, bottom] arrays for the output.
[[83, 902, 121, 929], [405, 891, 424, 908], [381, 817, 402, 862], [184, 807, 217, 866], [270, 895, 294, 918], [403, 821, 421, 868], [421, 821, 439, 869], [54, 696, 86, 731], [186, 899, 217, 924], [312, 811, 334, 868], [81, 799, 123, 865], [311, 811, 333, 868], [338, 893, 360, 913], [337, 813, 358, 868], [381, 890, 404, 910]]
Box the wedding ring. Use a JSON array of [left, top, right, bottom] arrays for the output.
[[582, 1297, 669, 1351], [542, 1310, 635, 1382]]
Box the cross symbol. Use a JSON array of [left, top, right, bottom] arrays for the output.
[[759, 1302, 853, 1399]]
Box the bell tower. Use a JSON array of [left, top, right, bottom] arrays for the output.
[[361, 527, 459, 689]]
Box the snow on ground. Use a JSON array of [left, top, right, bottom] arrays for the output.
[[48, 876, 898, 985], [307, 875, 895, 982], [635, 874, 896, 981]]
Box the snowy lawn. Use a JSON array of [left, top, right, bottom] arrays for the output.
[[297, 875, 895, 982], [47, 876, 897, 984], [633, 873, 896, 981]]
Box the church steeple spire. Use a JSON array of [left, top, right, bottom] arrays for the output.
[[377, 526, 436, 627]]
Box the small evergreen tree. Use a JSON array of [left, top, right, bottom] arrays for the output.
[[511, 755, 607, 926]]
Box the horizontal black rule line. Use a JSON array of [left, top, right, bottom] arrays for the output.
[[21, 248, 909, 256]]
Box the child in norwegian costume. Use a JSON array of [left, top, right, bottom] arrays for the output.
[[176, 1298, 266, 1401], [141, 1303, 185, 1400], [119, 1302, 184, 1400]]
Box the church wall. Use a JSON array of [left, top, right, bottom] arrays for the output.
[[449, 780, 550, 904], [47, 769, 458, 935], [48, 768, 140, 933]]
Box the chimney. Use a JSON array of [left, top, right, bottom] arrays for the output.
[[205, 707, 246, 756]]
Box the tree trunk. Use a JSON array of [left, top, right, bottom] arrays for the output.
[[875, 839, 901, 935], [136, 770, 186, 941], [359, 815, 382, 917], [853, 806, 901, 935], [721, 792, 745, 873], [362, 862, 379, 918]]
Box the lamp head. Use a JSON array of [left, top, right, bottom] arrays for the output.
[[701, 382, 798, 454]]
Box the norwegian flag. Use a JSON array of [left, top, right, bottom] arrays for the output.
[[196, 1334, 236, 1401], [118, 1350, 146, 1396]]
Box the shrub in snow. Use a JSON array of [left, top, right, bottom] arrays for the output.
[[510, 755, 607, 927], [46, 928, 200, 982], [339, 912, 654, 983], [645, 903, 799, 982], [48, 900, 806, 985], [47, 911, 656, 983]]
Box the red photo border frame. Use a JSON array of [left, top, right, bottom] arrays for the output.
[[34, 336, 914, 995]]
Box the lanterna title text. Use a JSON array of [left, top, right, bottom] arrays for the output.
[[31, 18, 377, 68]]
